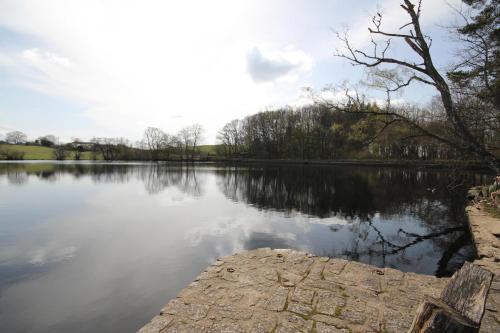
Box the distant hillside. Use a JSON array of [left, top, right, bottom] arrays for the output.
[[0, 144, 220, 160], [0, 144, 94, 160], [197, 145, 219, 155]]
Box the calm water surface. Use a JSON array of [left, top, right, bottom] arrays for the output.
[[0, 162, 489, 332]]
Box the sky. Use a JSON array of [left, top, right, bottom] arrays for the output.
[[0, 0, 464, 144]]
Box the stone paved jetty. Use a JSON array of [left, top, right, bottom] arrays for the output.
[[139, 248, 450, 333]]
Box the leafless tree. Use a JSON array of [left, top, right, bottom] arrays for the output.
[[178, 124, 204, 160], [190, 124, 203, 159], [177, 127, 191, 159], [143, 127, 167, 160], [6, 131, 27, 145], [217, 119, 244, 157], [53, 146, 69, 160], [74, 149, 82, 160], [91, 137, 124, 161], [335, 0, 500, 172]]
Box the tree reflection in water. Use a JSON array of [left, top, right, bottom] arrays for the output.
[[0, 163, 204, 197], [215, 165, 486, 276], [0, 162, 489, 276]]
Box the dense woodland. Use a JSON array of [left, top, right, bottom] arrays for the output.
[[216, 101, 467, 160]]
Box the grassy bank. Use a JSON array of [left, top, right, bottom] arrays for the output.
[[197, 145, 219, 155], [0, 144, 95, 160], [0, 144, 218, 161]]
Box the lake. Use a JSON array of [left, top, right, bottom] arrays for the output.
[[0, 162, 489, 332]]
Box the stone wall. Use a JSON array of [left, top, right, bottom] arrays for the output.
[[466, 206, 500, 332]]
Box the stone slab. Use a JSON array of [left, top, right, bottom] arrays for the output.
[[139, 248, 449, 333]]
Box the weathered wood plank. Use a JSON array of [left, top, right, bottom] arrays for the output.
[[440, 261, 493, 325], [408, 296, 478, 333], [408, 262, 493, 333]]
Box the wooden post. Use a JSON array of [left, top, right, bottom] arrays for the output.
[[408, 262, 493, 333]]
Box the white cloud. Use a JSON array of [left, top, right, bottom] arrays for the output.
[[0, 125, 14, 140], [0, 0, 316, 142], [28, 246, 77, 266], [22, 48, 72, 68], [246, 47, 313, 82]]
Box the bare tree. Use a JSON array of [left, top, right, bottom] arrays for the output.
[[53, 146, 69, 160], [178, 124, 204, 160], [74, 148, 82, 160], [143, 127, 167, 160], [190, 124, 203, 159], [91, 137, 124, 161], [335, 0, 500, 172], [6, 131, 27, 145], [217, 119, 244, 157], [178, 127, 192, 159], [171, 135, 184, 157]]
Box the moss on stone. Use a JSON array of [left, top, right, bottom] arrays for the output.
[[335, 306, 343, 317]]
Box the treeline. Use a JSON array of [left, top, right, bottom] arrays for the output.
[[0, 124, 207, 161], [89, 124, 205, 161], [216, 101, 470, 160]]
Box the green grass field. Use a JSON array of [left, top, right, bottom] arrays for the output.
[[0, 144, 95, 160], [197, 144, 219, 155], [0, 144, 54, 159], [0, 144, 220, 160]]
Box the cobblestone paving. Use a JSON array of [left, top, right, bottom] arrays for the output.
[[139, 248, 449, 333]]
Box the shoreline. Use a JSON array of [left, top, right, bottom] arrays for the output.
[[0, 158, 493, 171], [217, 158, 493, 171]]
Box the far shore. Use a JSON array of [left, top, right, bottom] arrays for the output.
[[0, 157, 494, 172], [1, 144, 495, 172], [217, 158, 493, 170]]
